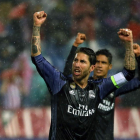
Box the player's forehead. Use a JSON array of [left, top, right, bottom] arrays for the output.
[[75, 52, 89, 61], [96, 54, 109, 63]]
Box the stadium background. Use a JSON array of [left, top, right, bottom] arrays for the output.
[[0, 0, 140, 139]]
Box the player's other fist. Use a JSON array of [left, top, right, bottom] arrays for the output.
[[118, 29, 133, 42], [33, 11, 47, 27], [73, 33, 86, 47]]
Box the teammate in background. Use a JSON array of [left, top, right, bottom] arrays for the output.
[[31, 11, 135, 140], [63, 33, 140, 140]]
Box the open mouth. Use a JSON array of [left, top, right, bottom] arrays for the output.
[[74, 69, 81, 76]]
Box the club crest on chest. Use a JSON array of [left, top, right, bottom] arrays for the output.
[[69, 90, 75, 95], [69, 82, 76, 95], [70, 82, 76, 89], [89, 90, 95, 99]]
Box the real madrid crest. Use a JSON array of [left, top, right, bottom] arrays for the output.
[[70, 82, 76, 89], [69, 90, 75, 95]]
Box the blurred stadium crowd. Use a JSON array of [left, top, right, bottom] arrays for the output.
[[0, 0, 140, 111]]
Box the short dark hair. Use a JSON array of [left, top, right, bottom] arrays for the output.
[[95, 49, 112, 64], [76, 47, 96, 65]]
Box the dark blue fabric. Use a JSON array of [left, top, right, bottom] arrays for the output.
[[115, 77, 140, 97], [32, 54, 66, 95], [31, 54, 137, 140], [31, 55, 136, 101]]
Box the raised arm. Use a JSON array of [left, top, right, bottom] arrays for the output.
[[114, 43, 140, 96], [31, 11, 47, 57], [31, 11, 66, 95], [98, 29, 136, 99], [118, 29, 135, 71], [63, 33, 86, 75]]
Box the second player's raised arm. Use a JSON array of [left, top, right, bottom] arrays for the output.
[[63, 46, 77, 75], [63, 33, 86, 75]]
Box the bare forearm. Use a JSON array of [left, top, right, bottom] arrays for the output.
[[31, 26, 41, 57], [124, 42, 135, 70]]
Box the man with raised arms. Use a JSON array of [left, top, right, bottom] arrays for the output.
[[31, 11, 135, 140]]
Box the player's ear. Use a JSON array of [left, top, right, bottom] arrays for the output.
[[109, 64, 112, 70], [90, 65, 95, 72]]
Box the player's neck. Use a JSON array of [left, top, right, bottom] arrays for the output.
[[73, 77, 88, 89], [93, 75, 107, 80]]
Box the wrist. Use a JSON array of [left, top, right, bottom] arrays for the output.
[[73, 42, 79, 47], [124, 40, 133, 48], [33, 23, 41, 27]]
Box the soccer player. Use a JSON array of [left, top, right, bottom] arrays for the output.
[[31, 11, 135, 140], [63, 33, 140, 140]]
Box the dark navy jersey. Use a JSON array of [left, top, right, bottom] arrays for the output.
[[50, 80, 100, 140], [63, 46, 140, 140], [93, 77, 140, 140], [32, 54, 135, 140]]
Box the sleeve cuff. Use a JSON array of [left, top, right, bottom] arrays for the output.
[[31, 54, 44, 64]]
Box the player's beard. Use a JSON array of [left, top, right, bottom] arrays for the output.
[[72, 68, 90, 82]]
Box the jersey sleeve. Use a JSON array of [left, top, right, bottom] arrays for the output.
[[63, 46, 77, 76], [31, 54, 66, 95], [98, 68, 135, 100], [114, 77, 140, 97], [114, 56, 140, 97]]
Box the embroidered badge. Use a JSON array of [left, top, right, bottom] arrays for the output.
[[70, 82, 76, 89], [69, 90, 75, 95], [89, 90, 95, 99]]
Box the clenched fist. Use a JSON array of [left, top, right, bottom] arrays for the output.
[[73, 33, 86, 47], [118, 29, 133, 42], [33, 11, 47, 27]]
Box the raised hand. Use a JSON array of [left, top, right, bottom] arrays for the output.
[[33, 11, 47, 27], [118, 29, 133, 42], [73, 33, 86, 47], [117, 28, 135, 70], [133, 43, 140, 57], [31, 11, 47, 56]]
